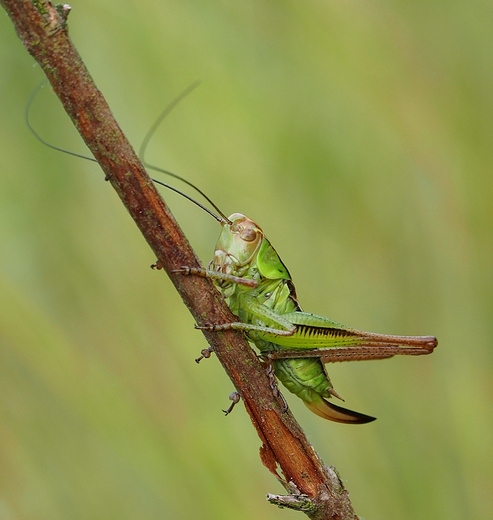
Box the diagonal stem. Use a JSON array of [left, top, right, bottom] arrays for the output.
[[1, 1, 360, 518]]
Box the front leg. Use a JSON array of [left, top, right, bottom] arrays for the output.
[[223, 392, 241, 415], [172, 266, 258, 287], [195, 347, 214, 363], [175, 267, 296, 337], [196, 321, 296, 336]]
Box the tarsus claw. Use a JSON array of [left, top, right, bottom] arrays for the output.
[[195, 347, 213, 363], [223, 392, 241, 415]]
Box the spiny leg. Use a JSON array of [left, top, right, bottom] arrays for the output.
[[172, 266, 258, 287], [195, 322, 296, 336], [169, 264, 292, 410], [175, 266, 297, 337], [165, 265, 254, 362], [267, 345, 433, 363]]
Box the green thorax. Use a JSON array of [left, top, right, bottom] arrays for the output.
[[211, 213, 334, 403], [211, 213, 299, 318]]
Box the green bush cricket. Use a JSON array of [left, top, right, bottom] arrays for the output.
[[28, 83, 438, 424], [171, 213, 437, 424], [140, 85, 437, 424]]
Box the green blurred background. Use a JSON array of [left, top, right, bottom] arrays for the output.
[[1, 1, 492, 519]]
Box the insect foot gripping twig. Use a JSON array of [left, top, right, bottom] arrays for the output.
[[195, 347, 214, 363], [222, 391, 241, 415], [151, 260, 164, 270]]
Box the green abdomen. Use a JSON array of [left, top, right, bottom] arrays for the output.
[[273, 356, 333, 404]]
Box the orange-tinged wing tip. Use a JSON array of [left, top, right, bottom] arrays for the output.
[[305, 398, 376, 424]]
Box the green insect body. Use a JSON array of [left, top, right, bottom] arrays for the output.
[[26, 83, 436, 424], [198, 213, 437, 424]]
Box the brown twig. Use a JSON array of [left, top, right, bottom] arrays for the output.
[[1, 1, 359, 518]]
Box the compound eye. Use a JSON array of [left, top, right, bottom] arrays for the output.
[[240, 227, 257, 242]]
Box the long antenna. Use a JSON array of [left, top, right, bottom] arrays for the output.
[[25, 81, 94, 162], [26, 81, 231, 225], [139, 81, 231, 224]]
